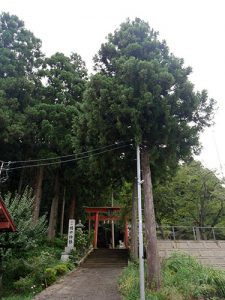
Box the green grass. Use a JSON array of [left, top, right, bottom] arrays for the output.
[[119, 252, 225, 300], [2, 296, 33, 300]]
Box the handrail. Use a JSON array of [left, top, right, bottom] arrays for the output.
[[156, 225, 225, 241]]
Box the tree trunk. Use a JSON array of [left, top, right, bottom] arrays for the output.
[[131, 181, 138, 260], [141, 149, 161, 290], [69, 192, 76, 219], [33, 166, 44, 223], [60, 188, 66, 237], [18, 168, 25, 194], [48, 172, 59, 240]]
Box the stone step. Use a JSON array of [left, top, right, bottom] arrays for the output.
[[158, 240, 225, 269], [81, 249, 128, 268]]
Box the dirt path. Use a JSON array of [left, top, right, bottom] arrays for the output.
[[33, 266, 124, 300]]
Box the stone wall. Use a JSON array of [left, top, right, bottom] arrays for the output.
[[158, 240, 225, 269]]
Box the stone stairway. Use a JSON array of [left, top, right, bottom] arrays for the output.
[[34, 249, 126, 300], [158, 240, 225, 269], [81, 248, 128, 268]]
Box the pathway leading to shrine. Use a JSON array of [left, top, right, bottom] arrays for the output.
[[34, 249, 128, 300]]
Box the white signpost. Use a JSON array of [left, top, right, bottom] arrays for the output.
[[61, 219, 75, 262], [67, 219, 75, 249]]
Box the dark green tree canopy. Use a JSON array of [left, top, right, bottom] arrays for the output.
[[24, 103, 77, 156], [74, 18, 215, 178], [21, 52, 88, 158], [40, 52, 87, 105], [154, 161, 225, 228], [0, 13, 43, 162], [0, 12, 42, 77]]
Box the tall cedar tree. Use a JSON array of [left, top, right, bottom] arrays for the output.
[[0, 12, 43, 196], [0, 13, 89, 235], [24, 52, 87, 236], [73, 18, 215, 289], [0, 12, 42, 151]]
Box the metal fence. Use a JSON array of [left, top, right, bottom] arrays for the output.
[[156, 225, 225, 241]]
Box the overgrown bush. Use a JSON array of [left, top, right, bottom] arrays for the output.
[[3, 241, 73, 297], [71, 229, 92, 263], [14, 277, 36, 294], [5, 250, 56, 294], [0, 189, 92, 298], [54, 263, 69, 275], [74, 229, 89, 252], [0, 188, 47, 257], [3, 248, 73, 296], [163, 253, 225, 299], [44, 268, 57, 285], [119, 252, 225, 300], [3, 258, 33, 281]]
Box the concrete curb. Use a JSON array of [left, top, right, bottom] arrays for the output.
[[76, 246, 94, 266]]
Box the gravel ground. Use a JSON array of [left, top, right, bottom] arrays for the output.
[[33, 266, 124, 300]]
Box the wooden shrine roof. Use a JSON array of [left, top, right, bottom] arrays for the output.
[[0, 196, 16, 232]]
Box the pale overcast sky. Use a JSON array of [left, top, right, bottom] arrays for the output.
[[0, 0, 224, 175]]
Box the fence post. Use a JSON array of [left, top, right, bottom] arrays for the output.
[[172, 226, 175, 240], [196, 227, 201, 240], [212, 227, 216, 240], [193, 227, 196, 240]]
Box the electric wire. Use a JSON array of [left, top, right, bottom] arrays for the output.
[[2, 144, 130, 171], [9, 140, 130, 165], [0, 161, 10, 183]]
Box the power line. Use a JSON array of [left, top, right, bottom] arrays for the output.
[[0, 161, 11, 183], [3, 144, 130, 171], [9, 141, 130, 165]]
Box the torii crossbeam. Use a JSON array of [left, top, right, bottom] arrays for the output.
[[84, 206, 128, 249]]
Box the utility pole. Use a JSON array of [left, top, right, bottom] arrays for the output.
[[137, 145, 145, 300], [111, 189, 115, 249]]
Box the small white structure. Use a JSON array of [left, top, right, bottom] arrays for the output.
[[61, 219, 75, 262], [118, 240, 125, 249]]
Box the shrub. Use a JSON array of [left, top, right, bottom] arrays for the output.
[[4, 258, 33, 281], [2, 238, 74, 298], [70, 230, 92, 263], [74, 230, 89, 253], [44, 268, 57, 285], [0, 188, 47, 258], [4, 249, 58, 292], [54, 263, 69, 275], [14, 276, 35, 293], [28, 250, 58, 284], [53, 237, 66, 249]]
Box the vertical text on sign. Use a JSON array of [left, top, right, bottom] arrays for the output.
[[67, 219, 75, 248]]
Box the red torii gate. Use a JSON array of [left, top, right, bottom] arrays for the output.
[[84, 206, 128, 249], [0, 196, 16, 232]]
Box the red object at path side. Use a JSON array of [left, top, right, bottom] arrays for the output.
[[0, 196, 16, 232]]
